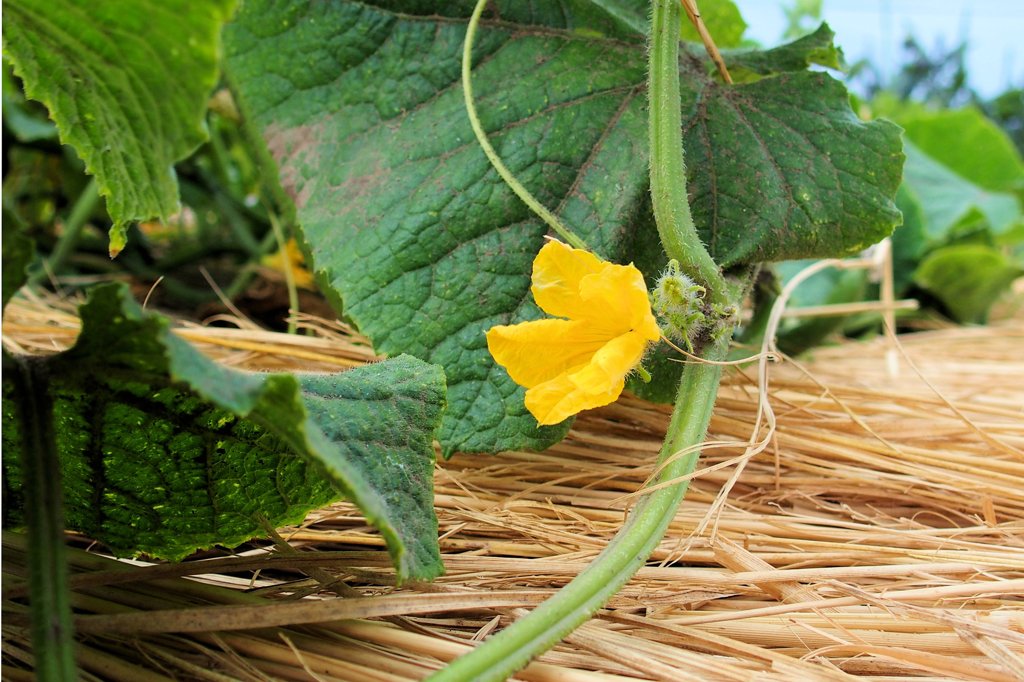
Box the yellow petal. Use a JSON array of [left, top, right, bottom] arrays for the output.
[[529, 240, 605, 319], [567, 330, 649, 394], [494, 241, 661, 424], [486, 318, 606, 389], [578, 264, 661, 341], [262, 238, 316, 289], [523, 331, 648, 425], [531, 241, 661, 341], [525, 372, 624, 426]]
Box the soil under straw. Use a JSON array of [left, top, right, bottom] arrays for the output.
[[3, 291, 1023, 681]]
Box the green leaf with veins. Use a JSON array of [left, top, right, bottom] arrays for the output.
[[2, 284, 446, 579], [224, 1, 902, 454], [1, 0, 236, 254]]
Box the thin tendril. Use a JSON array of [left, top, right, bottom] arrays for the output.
[[661, 335, 778, 366], [462, 0, 590, 252]]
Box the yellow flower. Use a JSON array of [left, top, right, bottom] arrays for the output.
[[486, 240, 661, 425], [262, 238, 316, 290]]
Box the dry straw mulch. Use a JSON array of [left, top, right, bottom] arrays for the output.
[[3, 291, 1024, 681]]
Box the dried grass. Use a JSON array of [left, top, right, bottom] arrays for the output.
[[3, 290, 1024, 681]]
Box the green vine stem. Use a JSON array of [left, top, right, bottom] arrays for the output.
[[427, 337, 727, 681], [429, 2, 738, 679], [461, 0, 590, 252], [10, 357, 77, 680], [648, 0, 728, 306], [28, 177, 100, 286]]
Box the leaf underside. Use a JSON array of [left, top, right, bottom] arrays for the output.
[[2, 0, 236, 251], [224, 2, 903, 454], [914, 245, 1023, 324], [902, 142, 1020, 240], [2, 284, 446, 580]]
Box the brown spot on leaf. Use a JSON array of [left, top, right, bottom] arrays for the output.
[[264, 120, 328, 207]]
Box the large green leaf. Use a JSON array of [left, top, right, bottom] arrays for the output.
[[890, 183, 929, 294], [224, 2, 902, 454], [2, 284, 446, 579], [903, 141, 1021, 240], [897, 107, 1024, 194], [914, 245, 1023, 325], [2, 0, 237, 254]]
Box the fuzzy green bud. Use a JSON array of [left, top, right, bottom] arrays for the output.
[[652, 260, 706, 352]]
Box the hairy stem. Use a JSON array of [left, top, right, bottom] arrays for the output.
[[648, 0, 728, 306], [427, 336, 727, 681]]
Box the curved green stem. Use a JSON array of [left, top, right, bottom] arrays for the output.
[[461, 0, 589, 252], [428, 337, 727, 681], [29, 178, 100, 285], [648, 0, 728, 306]]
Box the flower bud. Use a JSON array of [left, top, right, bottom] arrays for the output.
[[652, 260, 706, 351]]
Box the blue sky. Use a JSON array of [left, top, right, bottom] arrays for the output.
[[733, 0, 1023, 97]]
